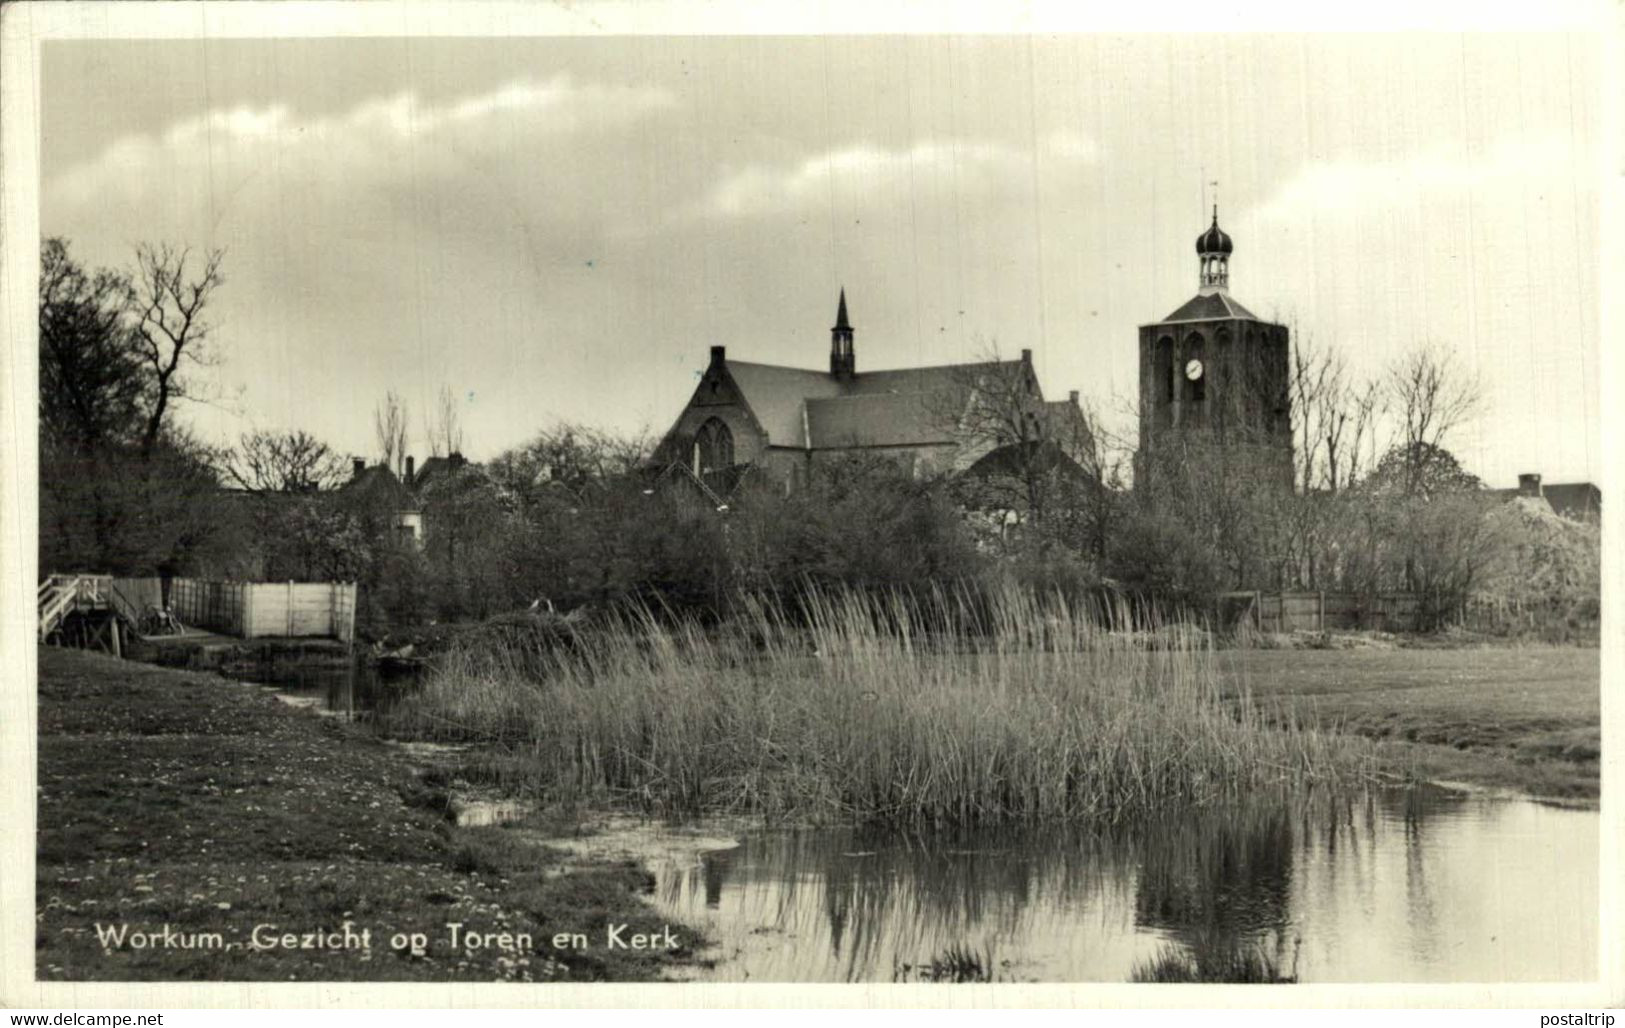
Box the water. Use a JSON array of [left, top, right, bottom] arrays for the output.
[[646, 788, 1597, 983], [221, 654, 422, 720]]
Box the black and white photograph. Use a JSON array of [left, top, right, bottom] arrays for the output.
[[2, 0, 1619, 1009]]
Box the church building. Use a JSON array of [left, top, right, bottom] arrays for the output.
[[656, 208, 1288, 498], [1136, 207, 1293, 486], [654, 290, 1091, 493]]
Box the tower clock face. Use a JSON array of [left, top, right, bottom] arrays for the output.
[[1185, 358, 1204, 381]]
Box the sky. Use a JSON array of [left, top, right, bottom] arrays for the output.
[[39, 32, 1601, 487]]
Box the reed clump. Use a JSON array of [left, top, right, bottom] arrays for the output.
[[387, 584, 1376, 825]]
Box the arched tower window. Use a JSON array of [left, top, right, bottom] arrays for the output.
[[693, 417, 734, 475], [1213, 328, 1231, 424], [1157, 336, 1175, 405]]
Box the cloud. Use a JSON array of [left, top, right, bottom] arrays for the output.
[[50, 74, 676, 209], [700, 131, 1102, 219], [1251, 136, 1579, 223]]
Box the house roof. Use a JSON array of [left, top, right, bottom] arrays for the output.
[[1490, 482, 1600, 518], [727, 358, 1028, 449], [339, 464, 409, 503], [412, 454, 472, 492], [1152, 292, 1260, 324], [1544, 483, 1601, 517]]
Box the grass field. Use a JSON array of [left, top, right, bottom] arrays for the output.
[[35, 647, 700, 982], [1217, 647, 1601, 802]]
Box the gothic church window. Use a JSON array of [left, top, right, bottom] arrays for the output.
[[693, 417, 734, 474]]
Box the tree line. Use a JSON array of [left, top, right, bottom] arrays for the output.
[[39, 237, 1595, 638]]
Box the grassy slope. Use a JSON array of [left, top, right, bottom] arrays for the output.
[[35, 647, 699, 982], [1219, 647, 1601, 802]]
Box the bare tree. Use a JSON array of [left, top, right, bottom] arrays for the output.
[[1383, 345, 1482, 495], [1292, 341, 1388, 494], [373, 389, 409, 477], [226, 429, 349, 494], [427, 384, 465, 458], [1338, 378, 1386, 490], [500, 422, 651, 490], [935, 340, 1101, 526], [130, 243, 226, 457], [1288, 336, 1341, 493]]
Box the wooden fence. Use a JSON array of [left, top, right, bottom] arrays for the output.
[[120, 577, 357, 642], [1218, 591, 1421, 634]]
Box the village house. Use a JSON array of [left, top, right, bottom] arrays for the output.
[[340, 451, 475, 546], [1491, 473, 1601, 521]]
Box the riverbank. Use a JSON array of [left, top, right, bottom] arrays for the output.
[[35, 646, 702, 982]]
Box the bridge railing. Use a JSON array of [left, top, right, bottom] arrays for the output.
[[38, 575, 83, 640]]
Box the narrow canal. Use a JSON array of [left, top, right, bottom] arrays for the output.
[[641, 788, 1596, 983]]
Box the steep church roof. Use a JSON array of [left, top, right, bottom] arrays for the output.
[[728, 357, 1027, 449], [724, 361, 849, 446], [664, 291, 1051, 457], [805, 392, 954, 448]]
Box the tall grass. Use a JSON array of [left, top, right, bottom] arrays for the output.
[[386, 584, 1375, 825]]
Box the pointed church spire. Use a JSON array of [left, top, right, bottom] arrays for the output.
[[830, 287, 855, 379]]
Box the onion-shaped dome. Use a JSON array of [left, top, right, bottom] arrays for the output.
[[1195, 210, 1233, 255]]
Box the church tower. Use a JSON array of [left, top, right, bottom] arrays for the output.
[[1136, 207, 1292, 487], [830, 288, 855, 379]]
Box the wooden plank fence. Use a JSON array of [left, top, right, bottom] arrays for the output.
[[135, 578, 357, 642], [1219, 591, 1421, 633]]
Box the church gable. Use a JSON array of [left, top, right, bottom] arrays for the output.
[[654, 348, 774, 470]]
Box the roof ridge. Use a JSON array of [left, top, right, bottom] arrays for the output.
[[808, 389, 938, 402], [725, 359, 830, 373]]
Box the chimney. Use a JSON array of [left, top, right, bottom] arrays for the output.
[[405, 455, 415, 486], [1518, 472, 1543, 498], [1069, 389, 1079, 405], [352, 457, 365, 479], [709, 345, 726, 364], [449, 451, 466, 469]]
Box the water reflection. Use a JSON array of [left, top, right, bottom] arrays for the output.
[[221, 655, 420, 721], [648, 788, 1596, 983]]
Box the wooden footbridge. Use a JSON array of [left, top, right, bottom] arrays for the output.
[[36, 574, 159, 656], [39, 573, 358, 653]]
